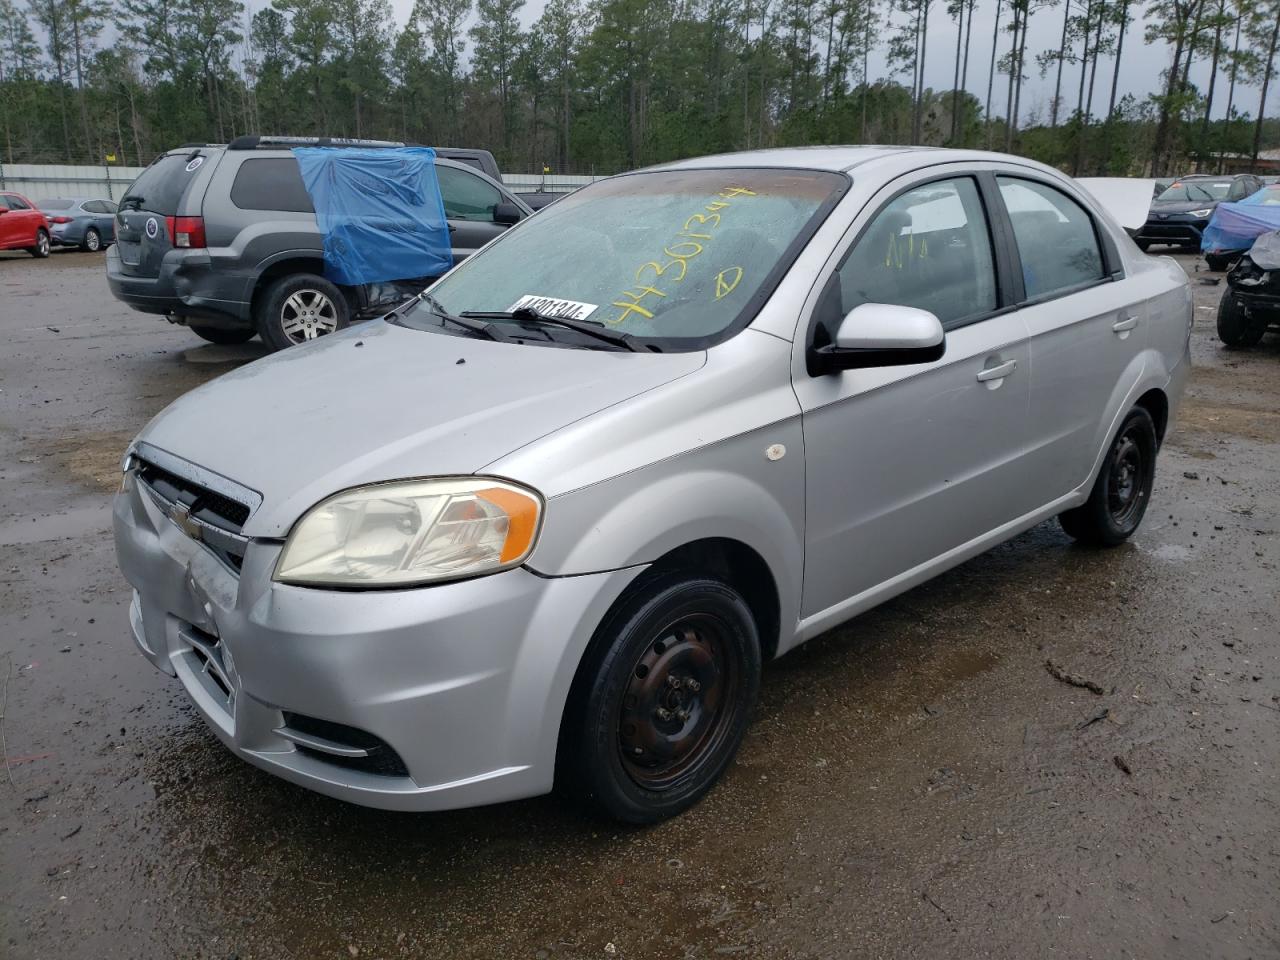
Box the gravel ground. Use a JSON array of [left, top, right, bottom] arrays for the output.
[[1, 248, 1277, 960]]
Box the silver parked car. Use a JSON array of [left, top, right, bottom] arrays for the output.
[[113, 147, 1191, 822]]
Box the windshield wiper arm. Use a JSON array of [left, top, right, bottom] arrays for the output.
[[421, 294, 514, 342], [461, 307, 650, 352]]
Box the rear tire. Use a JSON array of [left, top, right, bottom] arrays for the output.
[[1217, 293, 1267, 348], [256, 273, 349, 351], [190, 325, 256, 345], [1204, 253, 1233, 272], [28, 229, 50, 258], [1059, 407, 1158, 547], [82, 227, 102, 252], [560, 574, 762, 824]]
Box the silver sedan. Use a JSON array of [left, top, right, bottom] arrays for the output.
[[113, 147, 1191, 822]]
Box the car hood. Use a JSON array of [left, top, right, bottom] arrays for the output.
[[1149, 199, 1218, 216], [136, 320, 705, 538]]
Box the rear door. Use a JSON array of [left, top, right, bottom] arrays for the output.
[[435, 163, 522, 263], [115, 151, 214, 277], [994, 172, 1143, 498]]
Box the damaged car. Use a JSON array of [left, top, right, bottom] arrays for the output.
[[114, 148, 1191, 823], [1218, 230, 1280, 348]]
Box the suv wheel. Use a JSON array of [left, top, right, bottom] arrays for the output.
[[190, 325, 256, 345], [82, 227, 102, 252], [28, 229, 50, 258], [257, 273, 349, 351], [1059, 407, 1158, 546], [560, 574, 762, 823]]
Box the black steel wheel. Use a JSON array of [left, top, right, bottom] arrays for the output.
[[1059, 407, 1158, 547], [561, 574, 761, 823]]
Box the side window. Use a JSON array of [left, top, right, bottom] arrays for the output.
[[997, 177, 1105, 300], [823, 176, 997, 331], [230, 158, 315, 213], [82, 200, 105, 213], [0, 196, 11, 210], [7, 195, 30, 210], [102, 200, 118, 214], [436, 165, 502, 222]]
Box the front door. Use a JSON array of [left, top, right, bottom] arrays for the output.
[[435, 164, 516, 264], [793, 172, 1036, 621]]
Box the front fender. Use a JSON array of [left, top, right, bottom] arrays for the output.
[[526, 419, 806, 649]]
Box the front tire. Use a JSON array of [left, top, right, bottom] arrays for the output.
[[1059, 407, 1158, 547], [28, 229, 50, 258], [190, 325, 256, 345], [82, 227, 102, 252], [256, 273, 349, 351], [561, 575, 762, 824], [1217, 293, 1267, 348]]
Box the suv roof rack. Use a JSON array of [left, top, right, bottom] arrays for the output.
[[228, 135, 414, 151]]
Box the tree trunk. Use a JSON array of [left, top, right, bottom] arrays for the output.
[[1003, 3, 1019, 151], [1107, 0, 1129, 120], [1196, 0, 1224, 170], [916, 0, 930, 143], [1253, 11, 1280, 161], [951, 0, 963, 142], [984, 0, 1003, 148], [959, 0, 975, 143], [1051, 0, 1071, 126], [1221, 10, 1241, 171]]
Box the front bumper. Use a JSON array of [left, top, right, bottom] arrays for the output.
[[113, 469, 639, 811], [1136, 217, 1208, 247]]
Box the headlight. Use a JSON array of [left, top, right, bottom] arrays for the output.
[[274, 477, 542, 587], [1189, 208, 1213, 218]]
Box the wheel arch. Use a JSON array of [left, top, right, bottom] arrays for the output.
[[248, 254, 329, 320]]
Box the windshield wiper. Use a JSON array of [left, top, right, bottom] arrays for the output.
[[461, 307, 650, 352], [420, 294, 514, 342]]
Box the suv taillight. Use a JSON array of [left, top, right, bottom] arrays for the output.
[[164, 215, 206, 248]]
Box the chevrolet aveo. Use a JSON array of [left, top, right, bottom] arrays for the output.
[[114, 147, 1191, 823]]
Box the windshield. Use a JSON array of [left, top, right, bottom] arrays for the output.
[[409, 167, 847, 349], [1158, 180, 1231, 202]]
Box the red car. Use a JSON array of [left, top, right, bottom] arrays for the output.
[[0, 191, 52, 257]]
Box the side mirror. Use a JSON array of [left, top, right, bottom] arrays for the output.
[[809, 302, 946, 375], [493, 201, 523, 226]]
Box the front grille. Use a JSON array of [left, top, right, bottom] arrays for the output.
[[279, 712, 410, 778], [179, 624, 236, 717], [134, 452, 255, 573], [137, 459, 251, 530]]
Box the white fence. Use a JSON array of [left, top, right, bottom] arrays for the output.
[[0, 162, 595, 202]]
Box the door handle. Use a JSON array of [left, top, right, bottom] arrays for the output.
[[1112, 316, 1139, 333], [976, 358, 1017, 382]]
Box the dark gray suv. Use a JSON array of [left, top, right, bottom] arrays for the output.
[[106, 137, 531, 350]]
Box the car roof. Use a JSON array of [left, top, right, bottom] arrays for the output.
[[642, 145, 1076, 176]]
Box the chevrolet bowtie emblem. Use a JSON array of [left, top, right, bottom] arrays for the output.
[[169, 501, 204, 542]]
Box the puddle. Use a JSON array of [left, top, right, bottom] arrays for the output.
[[0, 504, 112, 546], [1147, 542, 1193, 562]]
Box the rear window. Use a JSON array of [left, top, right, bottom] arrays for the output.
[[230, 158, 315, 213], [39, 198, 75, 210], [124, 153, 206, 215]]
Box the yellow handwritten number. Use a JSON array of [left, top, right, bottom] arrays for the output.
[[714, 267, 744, 301]]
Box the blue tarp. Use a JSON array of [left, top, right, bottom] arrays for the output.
[[1201, 187, 1280, 254], [293, 146, 452, 286]]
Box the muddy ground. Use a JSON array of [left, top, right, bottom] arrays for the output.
[[1, 248, 1277, 960]]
